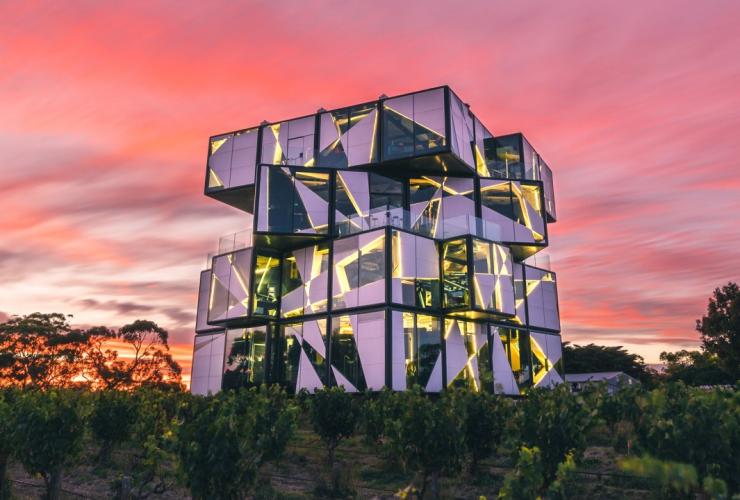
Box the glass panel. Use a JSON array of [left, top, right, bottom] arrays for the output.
[[442, 238, 469, 308], [391, 231, 440, 309], [503, 328, 531, 393], [473, 116, 494, 177], [332, 235, 361, 310], [206, 130, 260, 191], [383, 89, 446, 161], [208, 249, 252, 322], [480, 179, 516, 242], [257, 166, 330, 234], [261, 116, 316, 167], [445, 319, 487, 391], [279, 320, 328, 393], [409, 177, 442, 238], [406, 313, 441, 389], [252, 253, 280, 317], [318, 103, 379, 168], [191, 332, 226, 395], [222, 327, 267, 390], [331, 314, 367, 391], [512, 182, 545, 243], [491, 135, 523, 179], [358, 231, 386, 306], [448, 90, 475, 169]]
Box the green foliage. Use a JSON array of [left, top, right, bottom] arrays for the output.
[[0, 389, 17, 499], [517, 384, 594, 482], [633, 384, 740, 493], [547, 451, 578, 500], [696, 281, 740, 381], [89, 390, 137, 462], [12, 389, 87, 500], [445, 388, 515, 472], [123, 388, 184, 498], [360, 388, 402, 446], [498, 446, 544, 500], [249, 385, 299, 463], [174, 391, 260, 500], [659, 349, 732, 385], [309, 387, 359, 465], [385, 388, 465, 498], [562, 342, 655, 384], [619, 455, 698, 498]]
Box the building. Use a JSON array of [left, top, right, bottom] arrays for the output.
[[565, 372, 640, 394], [190, 86, 563, 396]]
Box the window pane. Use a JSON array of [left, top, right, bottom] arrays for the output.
[[252, 253, 280, 317], [442, 239, 469, 308]]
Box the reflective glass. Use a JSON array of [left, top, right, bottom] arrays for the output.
[[252, 253, 280, 317], [442, 238, 469, 308], [383, 88, 446, 161], [222, 327, 267, 389]]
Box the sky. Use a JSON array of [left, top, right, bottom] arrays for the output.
[[1, 1, 739, 382]]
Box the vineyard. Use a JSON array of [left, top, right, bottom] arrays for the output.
[[0, 383, 737, 499]]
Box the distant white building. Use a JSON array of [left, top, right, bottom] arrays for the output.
[[565, 372, 639, 394]]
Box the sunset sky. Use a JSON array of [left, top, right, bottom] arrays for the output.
[[2, 1, 739, 382]]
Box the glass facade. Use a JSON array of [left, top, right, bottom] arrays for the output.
[[391, 230, 440, 309], [207, 127, 260, 191], [382, 88, 446, 161], [222, 327, 268, 390], [332, 229, 386, 310], [194, 86, 562, 396], [256, 166, 331, 234], [261, 116, 316, 167], [318, 103, 379, 168]]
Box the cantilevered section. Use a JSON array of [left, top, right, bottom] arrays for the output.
[[190, 86, 563, 397]]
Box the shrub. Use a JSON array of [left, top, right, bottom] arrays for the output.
[[309, 387, 359, 466], [12, 389, 87, 500], [497, 446, 544, 500], [385, 389, 465, 498], [445, 388, 515, 473], [174, 392, 260, 499], [517, 384, 594, 482], [89, 390, 137, 462]]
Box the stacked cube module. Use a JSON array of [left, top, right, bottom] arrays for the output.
[[190, 86, 563, 396]]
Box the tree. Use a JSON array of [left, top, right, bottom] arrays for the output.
[[562, 342, 655, 384], [659, 349, 731, 385], [696, 282, 739, 382], [309, 387, 359, 466], [12, 390, 87, 500], [0, 313, 91, 389], [86, 320, 182, 390]]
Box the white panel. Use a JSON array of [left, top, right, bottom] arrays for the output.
[[445, 321, 468, 385], [297, 349, 324, 393], [391, 311, 407, 391], [425, 355, 443, 392], [357, 313, 386, 390], [302, 320, 326, 357]]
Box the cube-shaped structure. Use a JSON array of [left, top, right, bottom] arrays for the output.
[[191, 86, 563, 396]]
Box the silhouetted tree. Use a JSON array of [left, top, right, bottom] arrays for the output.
[[0, 313, 91, 389], [562, 342, 654, 384], [696, 282, 739, 381], [86, 320, 182, 390]]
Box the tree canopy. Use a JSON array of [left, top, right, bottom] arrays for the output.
[[562, 343, 654, 384], [696, 282, 739, 381], [0, 313, 182, 390]]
